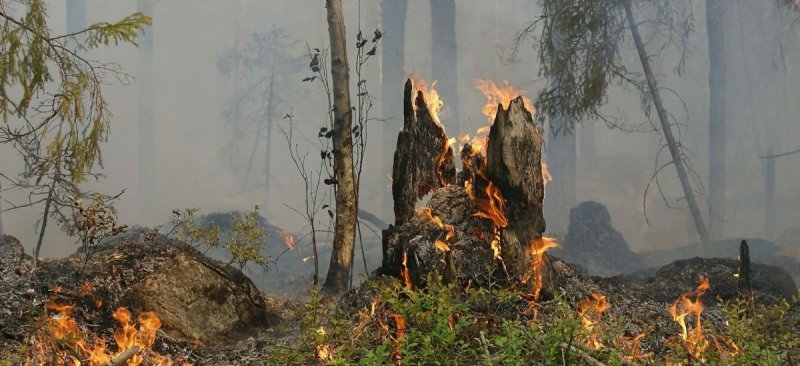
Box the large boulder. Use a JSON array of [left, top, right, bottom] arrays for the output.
[[2, 231, 278, 349], [553, 201, 643, 276]]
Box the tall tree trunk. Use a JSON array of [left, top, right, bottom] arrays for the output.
[[430, 0, 460, 135], [137, 0, 155, 223], [544, 125, 576, 235], [624, 1, 712, 249], [323, 0, 357, 294], [764, 145, 775, 239], [543, 27, 577, 236], [0, 182, 4, 238], [381, 0, 407, 222], [263, 64, 276, 211], [706, 0, 726, 242]]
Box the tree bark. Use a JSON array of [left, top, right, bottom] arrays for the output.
[[430, 0, 460, 136], [263, 63, 276, 211], [322, 0, 358, 294], [764, 145, 775, 239], [137, 0, 155, 223], [486, 97, 546, 278], [706, 0, 726, 242], [381, 0, 408, 222], [624, 1, 712, 249], [391, 79, 456, 225]]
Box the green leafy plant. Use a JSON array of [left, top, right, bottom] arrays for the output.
[[169, 205, 269, 272]]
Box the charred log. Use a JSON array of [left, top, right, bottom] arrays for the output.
[[485, 97, 546, 278], [392, 79, 456, 225]]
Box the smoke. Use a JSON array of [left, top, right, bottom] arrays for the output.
[[0, 0, 798, 269]]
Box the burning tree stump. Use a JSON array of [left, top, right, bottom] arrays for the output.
[[392, 79, 456, 225], [382, 81, 549, 290]]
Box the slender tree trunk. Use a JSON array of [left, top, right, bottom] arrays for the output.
[[764, 145, 775, 239], [0, 182, 4, 238], [323, 0, 358, 294], [264, 64, 276, 211], [137, 0, 155, 223], [381, 0, 407, 222], [706, 0, 726, 242], [430, 0, 460, 134], [544, 124, 576, 235], [624, 1, 712, 249], [33, 182, 55, 269]]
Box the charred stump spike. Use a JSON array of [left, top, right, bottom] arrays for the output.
[[737, 239, 753, 300], [486, 97, 546, 279]]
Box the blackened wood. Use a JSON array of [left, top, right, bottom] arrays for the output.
[[737, 239, 752, 299], [485, 97, 546, 278], [391, 79, 456, 225]]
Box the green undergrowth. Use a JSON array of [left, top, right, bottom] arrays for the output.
[[267, 273, 800, 365]]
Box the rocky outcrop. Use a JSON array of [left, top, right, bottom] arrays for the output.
[[553, 201, 643, 276]]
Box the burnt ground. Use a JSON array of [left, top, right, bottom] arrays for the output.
[[1, 231, 798, 365]]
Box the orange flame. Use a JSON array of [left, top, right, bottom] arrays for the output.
[[411, 77, 444, 126], [31, 301, 187, 366], [475, 79, 534, 123], [615, 331, 651, 363], [400, 252, 413, 289], [542, 163, 552, 188], [669, 276, 711, 360], [418, 207, 456, 250], [529, 237, 560, 305], [279, 229, 295, 250], [473, 181, 508, 228], [579, 291, 610, 350]]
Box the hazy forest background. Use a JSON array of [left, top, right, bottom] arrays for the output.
[[1, 0, 798, 285]]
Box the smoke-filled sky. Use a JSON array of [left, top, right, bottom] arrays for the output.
[[1, 0, 799, 262]]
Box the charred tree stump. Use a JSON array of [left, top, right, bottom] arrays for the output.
[[737, 240, 753, 299], [391, 79, 456, 225], [486, 97, 546, 279], [382, 83, 549, 290]]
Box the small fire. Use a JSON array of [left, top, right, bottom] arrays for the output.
[[529, 237, 560, 305], [472, 181, 508, 229], [417, 207, 456, 250], [435, 137, 456, 186], [615, 331, 651, 363], [669, 276, 711, 360], [475, 79, 534, 123], [279, 229, 295, 250], [411, 76, 444, 126], [542, 163, 552, 188], [400, 252, 413, 289], [579, 291, 610, 350], [30, 300, 185, 366]]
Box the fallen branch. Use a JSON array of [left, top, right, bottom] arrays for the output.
[[102, 345, 141, 366], [559, 343, 606, 366]]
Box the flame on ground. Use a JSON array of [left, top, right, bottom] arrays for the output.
[[528, 237, 560, 306], [475, 79, 534, 123], [30, 298, 187, 366], [614, 331, 651, 363], [669, 276, 711, 360], [578, 291, 610, 350]]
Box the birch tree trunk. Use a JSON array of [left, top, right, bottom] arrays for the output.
[[706, 0, 726, 242], [624, 1, 712, 249], [323, 0, 358, 294]]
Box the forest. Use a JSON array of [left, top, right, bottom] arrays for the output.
[[1, 0, 799, 365]]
